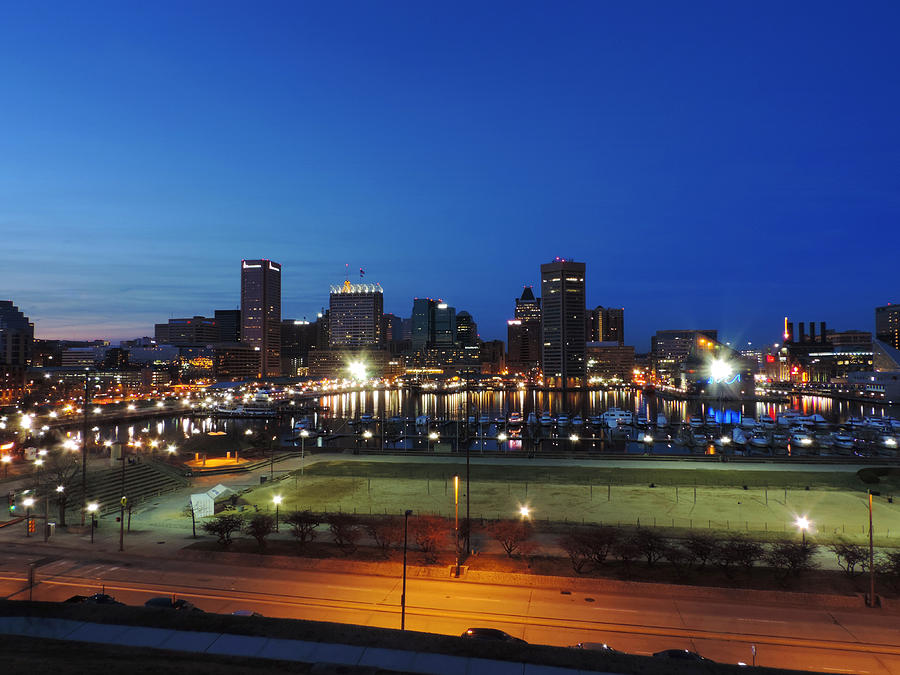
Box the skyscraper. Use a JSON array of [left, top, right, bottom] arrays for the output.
[[433, 302, 456, 345], [329, 281, 384, 347], [215, 309, 241, 343], [411, 298, 435, 350], [240, 259, 282, 378], [515, 286, 541, 322], [0, 300, 33, 404], [508, 287, 542, 374], [876, 304, 900, 350], [540, 259, 586, 385], [455, 311, 478, 347]]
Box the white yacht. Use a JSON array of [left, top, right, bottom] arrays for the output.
[[739, 417, 757, 430], [790, 428, 814, 448], [833, 432, 855, 451], [602, 408, 633, 427], [749, 431, 770, 449]]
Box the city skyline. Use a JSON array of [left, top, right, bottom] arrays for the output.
[[2, 3, 899, 348]]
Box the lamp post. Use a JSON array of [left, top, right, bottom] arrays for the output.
[[23, 497, 34, 537], [299, 429, 309, 477], [363, 429, 373, 451], [270, 435, 277, 480], [81, 371, 92, 524], [273, 495, 282, 532], [795, 515, 810, 545], [2, 455, 10, 478], [87, 502, 98, 544], [428, 431, 438, 453], [868, 491, 876, 607], [401, 509, 413, 630]]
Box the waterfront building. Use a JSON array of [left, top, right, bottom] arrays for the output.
[[651, 329, 718, 383], [540, 258, 586, 386], [507, 319, 541, 375], [0, 300, 33, 404], [875, 304, 900, 350], [586, 342, 635, 382], [281, 319, 317, 376], [515, 286, 541, 322], [154, 316, 218, 346], [405, 345, 480, 378], [307, 347, 397, 379], [240, 259, 281, 378], [213, 343, 261, 382], [215, 309, 241, 343], [480, 339, 506, 375], [411, 298, 436, 350], [588, 306, 625, 345], [329, 280, 384, 348], [381, 313, 402, 344]]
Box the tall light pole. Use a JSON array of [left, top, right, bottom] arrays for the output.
[[300, 429, 309, 477], [795, 515, 810, 545], [428, 431, 438, 453], [273, 494, 282, 532], [23, 497, 34, 537], [270, 434, 277, 480], [87, 502, 98, 544], [868, 491, 876, 607], [81, 371, 92, 523], [401, 509, 413, 630]]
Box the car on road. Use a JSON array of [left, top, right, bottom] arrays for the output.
[[231, 610, 264, 617], [64, 593, 123, 606], [653, 649, 709, 662], [144, 597, 202, 612], [571, 642, 619, 653], [461, 628, 527, 644]]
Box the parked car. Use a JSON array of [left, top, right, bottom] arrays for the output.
[[65, 593, 123, 606], [461, 628, 526, 644], [572, 642, 619, 653], [144, 597, 202, 612], [231, 610, 264, 617], [653, 649, 709, 662]]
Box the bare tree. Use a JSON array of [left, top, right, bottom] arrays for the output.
[[486, 520, 533, 558], [830, 542, 869, 578], [364, 516, 402, 555], [559, 530, 591, 573], [42, 450, 80, 526], [584, 526, 620, 567], [632, 528, 667, 566], [245, 513, 275, 551], [682, 532, 720, 569], [202, 513, 244, 547], [284, 510, 320, 546], [328, 513, 362, 553], [411, 515, 448, 564], [765, 541, 819, 580]]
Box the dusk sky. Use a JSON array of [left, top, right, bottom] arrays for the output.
[[1, 2, 898, 351]]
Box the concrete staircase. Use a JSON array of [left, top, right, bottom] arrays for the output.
[[66, 461, 190, 516]]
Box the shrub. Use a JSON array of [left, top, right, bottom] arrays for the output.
[[201, 513, 244, 548], [583, 526, 620, 567], [284, 510, 320, 546], [245, 513, 275, 551], [559, 530, 591, 574], [765, 541, 819, 580], [486, 520, 533, 558], [412, 515, 448, 564], [830, 542, 869, 578], [327, 513, 362, 553], [632, 528, 667, 566], [364, 516, 403, 554], [682, 532, 720, 569]]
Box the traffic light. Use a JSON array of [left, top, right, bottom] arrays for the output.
[[7, 493, 14, 513]]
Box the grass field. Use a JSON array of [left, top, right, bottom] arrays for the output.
[[241, 460, 900, 546]]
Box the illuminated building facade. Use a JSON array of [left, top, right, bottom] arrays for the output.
[[455, 311, 478, 347], [540, 259, 586, 386], [586, 342, 635, 381], [0, 300, 32, 404], [240, 259, 281, 378], [329, 281, 384, 348], [651, 329, 718, 383], [154, 316, 218, 346]]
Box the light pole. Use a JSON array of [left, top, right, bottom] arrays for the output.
[[270, 435, 277, 480], [23, 497, 34, 537], [81, 371, 92, 524], [363, 429, 373, 451], [87, 502, 98, 544], [428, 431, 438, 453], [795, 515, 810, 545], [1, 455, 10, 478], [300, 429, 309, 477], [273, 495, 282, 532], [401, 509, 413, 630], [868, 491, 876, 607]]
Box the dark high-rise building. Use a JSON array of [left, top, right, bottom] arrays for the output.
[[411, 298, 435, 350], [651, 329, 718, 382], [433, 302, 456, 345], [154, 316, 218, 346], [515, 286, 541, 322], [540, 259, 586, 385], [600, 307, 624, 345], [381, 313, 402, 344], [876, 304, 900, 350], [329, 281, 384, 348], [0, 300, 33, 404], [455, 311, 478, 347], [281, 319, 318, 376], [215, 309, 241, 343], [240, 259, 282, 378]]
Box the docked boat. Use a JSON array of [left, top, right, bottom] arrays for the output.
[[759, 417, 776, 430], [478, 414, 491, 426], [656, 414, 668, 429], [833, 433, 855, 451], [692, 432, 710, 447], [588, 415, 604, 427], [772, 432, 789, 448], [602, 408, 633, 428], [557, 414, 571, 427], [749, 431, 770, 449], [815, 433, 834, 450], [526, 412, 538, 426], [790, 428, 814, 448], [739, 417, 757, 430], [689, 417, 704, 429], [572, 415, 584, 427], [879, 435, 899, 450], [636, 414, 648, 428], [540, 412, 554, 427], [508, 412, 523, 426]]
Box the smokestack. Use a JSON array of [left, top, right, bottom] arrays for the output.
[[809, 322, 816, 342], [820, 321, 827, 343], [799, 322, 806, 343], [786, 322, 794, 343]]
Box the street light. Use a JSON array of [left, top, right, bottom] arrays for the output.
[[428, 431, 438, 453], [273, 495, 282, 532], [795, 515, 811, 544], [87, 502, 98, 543], [401, 509, 413, 631], [497, 432, 507, 452], [299, 429, 310, 476], [519, 505, 531, 519]]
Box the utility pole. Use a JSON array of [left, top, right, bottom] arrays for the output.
[[868, 490, 876, 607], [81, 371, 91, 524]]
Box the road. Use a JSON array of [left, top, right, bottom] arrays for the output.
[[0, 548, 898, 674]]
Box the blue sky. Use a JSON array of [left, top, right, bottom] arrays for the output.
[[1, 2, 898, 351]]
